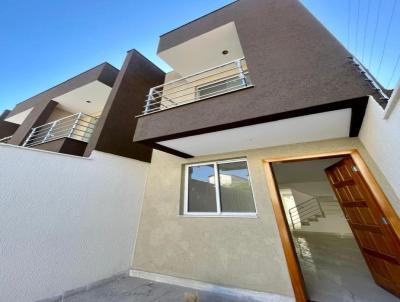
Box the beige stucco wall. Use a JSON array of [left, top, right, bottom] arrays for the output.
[[132, 137, 399, 297]]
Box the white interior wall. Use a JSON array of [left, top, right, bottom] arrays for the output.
[[0, 145, 149, 302], [360, 96, 400, 214]]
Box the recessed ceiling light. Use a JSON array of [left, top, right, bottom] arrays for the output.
[[86, 100, 92, 104], [222, 50, 229, 55]]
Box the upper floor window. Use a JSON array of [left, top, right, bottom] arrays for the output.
[[196, 73, 252, 100], [183, 158, 256, 216]]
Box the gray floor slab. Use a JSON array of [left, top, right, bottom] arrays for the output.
[[62, 276, 256, 302], [292, 232, 399, 302]]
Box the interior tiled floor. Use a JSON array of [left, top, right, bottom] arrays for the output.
[[292, 231, 399, 302], [62, 276, 258, 302]]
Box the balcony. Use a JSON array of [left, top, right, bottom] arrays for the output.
[[142, 58, 252, 115], [0, 136, 12, 144], [23, 113, 98, 148]]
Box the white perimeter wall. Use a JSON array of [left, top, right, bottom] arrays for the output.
[[0, 145, 149, 302], [360, 96, 400, 214]]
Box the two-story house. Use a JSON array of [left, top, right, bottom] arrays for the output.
[[1, 50, 164, 161], [130, 1, 400, 301], [1, 1, 399, 302]]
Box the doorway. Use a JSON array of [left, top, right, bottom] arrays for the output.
[[264, 150, 400, 302]]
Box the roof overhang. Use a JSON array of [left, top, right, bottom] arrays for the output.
[[156, 108, 352, 157], [4, 108, 34, 125], [52, 81, 112, 114], [157, 1, 238, 54], [158, 22, 244, 77], [6, 63, 119, 121]]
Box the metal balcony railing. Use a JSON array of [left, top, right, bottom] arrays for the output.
[[141, 57, 253, 115], [23, 113, 98, 148], [348, 56, 389, 101], [0, 136, 12, 144]]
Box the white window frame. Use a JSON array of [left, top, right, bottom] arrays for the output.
[[183, 158, 257, 217], [195, 72, 250, 101]]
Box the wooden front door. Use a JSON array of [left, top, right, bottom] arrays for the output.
[[325, 157, 400, 297]]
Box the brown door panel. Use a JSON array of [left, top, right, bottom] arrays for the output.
[[326, 157, 400, 297]]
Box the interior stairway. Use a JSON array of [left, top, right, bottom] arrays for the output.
[[288, 196, 342, 229]]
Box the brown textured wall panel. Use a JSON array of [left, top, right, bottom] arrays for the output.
[[0, 110, 19, 139], [85, 50, 165, 162], [33, 138, 88, 156], [134, 0, 378, 142], [0, 121, 18, 139], [8, 100, 58, 146]]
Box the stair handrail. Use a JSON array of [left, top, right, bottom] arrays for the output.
[[288, 196, 326, 229]]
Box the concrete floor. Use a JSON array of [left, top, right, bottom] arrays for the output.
[[62, 276, 258, 302], [293, 231, 399, 302]]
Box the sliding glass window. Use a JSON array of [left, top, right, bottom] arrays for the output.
[[184, 159, 256, 216]]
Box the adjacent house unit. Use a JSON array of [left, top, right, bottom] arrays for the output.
[[1, 1, 399, 302], [1, 50, 164, 161]]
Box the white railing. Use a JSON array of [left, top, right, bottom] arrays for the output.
[[141, 57, 253, 115], [349, 56, 389, 101], [0, 136, 12, 144], [23, 113, 98, 148]]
